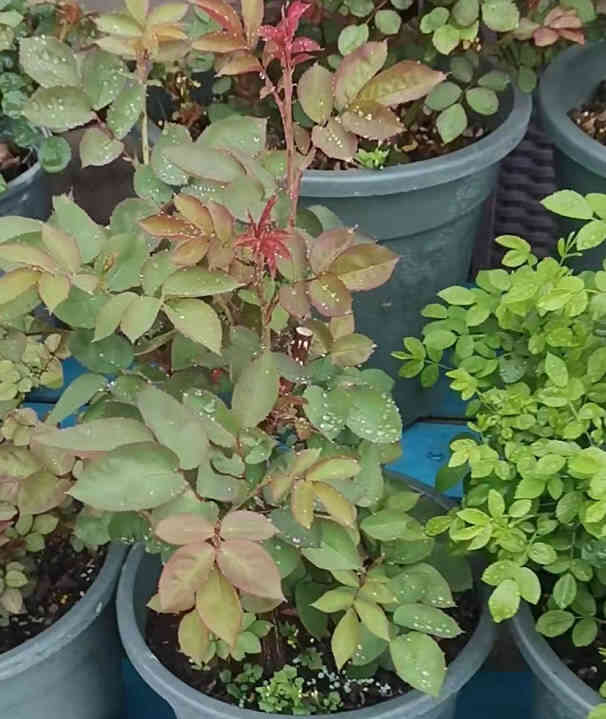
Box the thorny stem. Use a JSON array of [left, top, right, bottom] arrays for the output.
[[136, 51, 152, 165]]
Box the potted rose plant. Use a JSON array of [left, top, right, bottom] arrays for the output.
[[395, 189, 606, 719], [0, 4, 495, 716], [0, 0, 93, 219]]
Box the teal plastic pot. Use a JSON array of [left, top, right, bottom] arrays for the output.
[[538, 41, 606, 271], [0, 544, 126, 719], [510, 602, 601, 719], [0, 158, 51, 220], [300, 88, 531, 424], [117, 478, 495, 719]]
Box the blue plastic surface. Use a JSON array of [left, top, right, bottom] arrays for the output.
[[388, 421, 472, 499], [26, 357, 88, 403]]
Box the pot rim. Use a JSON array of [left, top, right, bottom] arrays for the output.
[[299, 85, 532, 198], [2, 155, 42, 200], [538, 40, 606, 177], [117, 477, 496, 719], [0, 542, 125, 680], [510, 601, 600, 714]]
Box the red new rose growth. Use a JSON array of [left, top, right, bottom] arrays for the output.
[[235, 196, 291, 277]]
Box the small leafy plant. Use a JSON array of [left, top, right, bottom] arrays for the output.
[[0, 2, 476, 707], [0, 0, 92, 192], [395, 190, 606, 666], [0, 407, 80, 624]]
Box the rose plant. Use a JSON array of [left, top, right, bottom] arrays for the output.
[[0, 2, 480, 708]]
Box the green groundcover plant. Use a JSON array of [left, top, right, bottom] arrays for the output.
[[0, 0, 94, 193], [0, 2, 475, 710], [395, 190, 606, 718]]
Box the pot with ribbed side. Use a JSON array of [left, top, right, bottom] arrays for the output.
[[538, 41, 606, 271], [300, 86, 531, 424], [0, 158, 51, 221], [116, 477, 495, 719], [510, 602, 601, 719], [0, 544, 126, 719]]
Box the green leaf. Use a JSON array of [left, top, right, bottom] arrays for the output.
[[389, 563, 455, 607], [393, 603, 461, 637], [528, 543, 557, 565], [38, 136, 71, 173], [151, 123, 192, 185], [302, 520, 362, 571], [432, 24, 460, 55], [346, 388, 402, 444], [69, 330, 133, 374], [436, 103, 467, 143], [420, 7, 449, 32], [297, 63, 334, 125], [438, 285, 476, 306], [79, 127, 124, 168], [478, 70, 510, 92], [354, 598, 391, 641], [137, 386, 208, 470], [426, 81, 462, 111], [536, 610, 575, 637], [332, 608, 360, 669], [19, 37, 78, 88], [198, 115, 267, 156], [82, 48, 126, 110], [375, 9, 402, 34], [452, 0, 479, 26], [573, 617, 598, 647], [107, 80, 145, 139], [53, 195, 105, 263], [545, 352, 568, 388], [361, 510, 424, 541], [134, 166, 173, 206], [541, 190, 594, 220], [576, 220, 606, 251], [338, 24, 369, 55], [586, 194, 606, 219], [165, 299, 222, 355], [390, 632, 445, 697], [121, 296, 162, 342], [588, 348, 606, 384], [24, 88, 94, 132], [466, 87, 498, 115], [295, 582, 329, 639], [312, 587, 356, 612], [94, 293, 136, 342], [231, 352, 279, 428], [588, 706, 606, 719], [450, 56, 474, 83], [36, 418, 154, 454], [46, 374, 107, 425], [481, 0, 519, 31], [553, 573, 577, 609], [488, 579, 520, 622], [163, 267, 242, 297], [70, 442, 186, 511]]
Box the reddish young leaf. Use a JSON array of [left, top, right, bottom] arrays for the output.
[[207, 200, 234, 244], [216, 51, 262, 75], [329, 244, 398, 291], [196, 567, 242, 647], [140, 213, 193, 238], [220, 510, 278, 541], [170, 238, 210, 266], [155, 512, 216, 545], [309, 228, 356, 274], [334, 41, 387, 111], [190, 0, 243, 35], [173, 195, 214, 235], [192, 32, 247, 53], [217, 539, 285, 600], [280, 281, 311, 319], [158, 541, 216, 612], [341, 101, 403, 141], [356, 61, 446, 107], [307, 273, 353, 317], [311, 120, 358, 162]]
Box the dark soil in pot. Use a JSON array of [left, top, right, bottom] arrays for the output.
[[569, 79, 606, 147], [149, 74, 494, 169], [144, 589, 479, 714], [0, 142, 37, 187], [0, 531, 106, 654]]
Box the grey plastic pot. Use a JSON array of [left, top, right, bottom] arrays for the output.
[[0, 543, 126, 719], [117, 478, 496, 719], [538, 41, 606, 271], [300, 87, 531, 424], [0, 157, 51, 220], [510, 602, 601, 719]]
